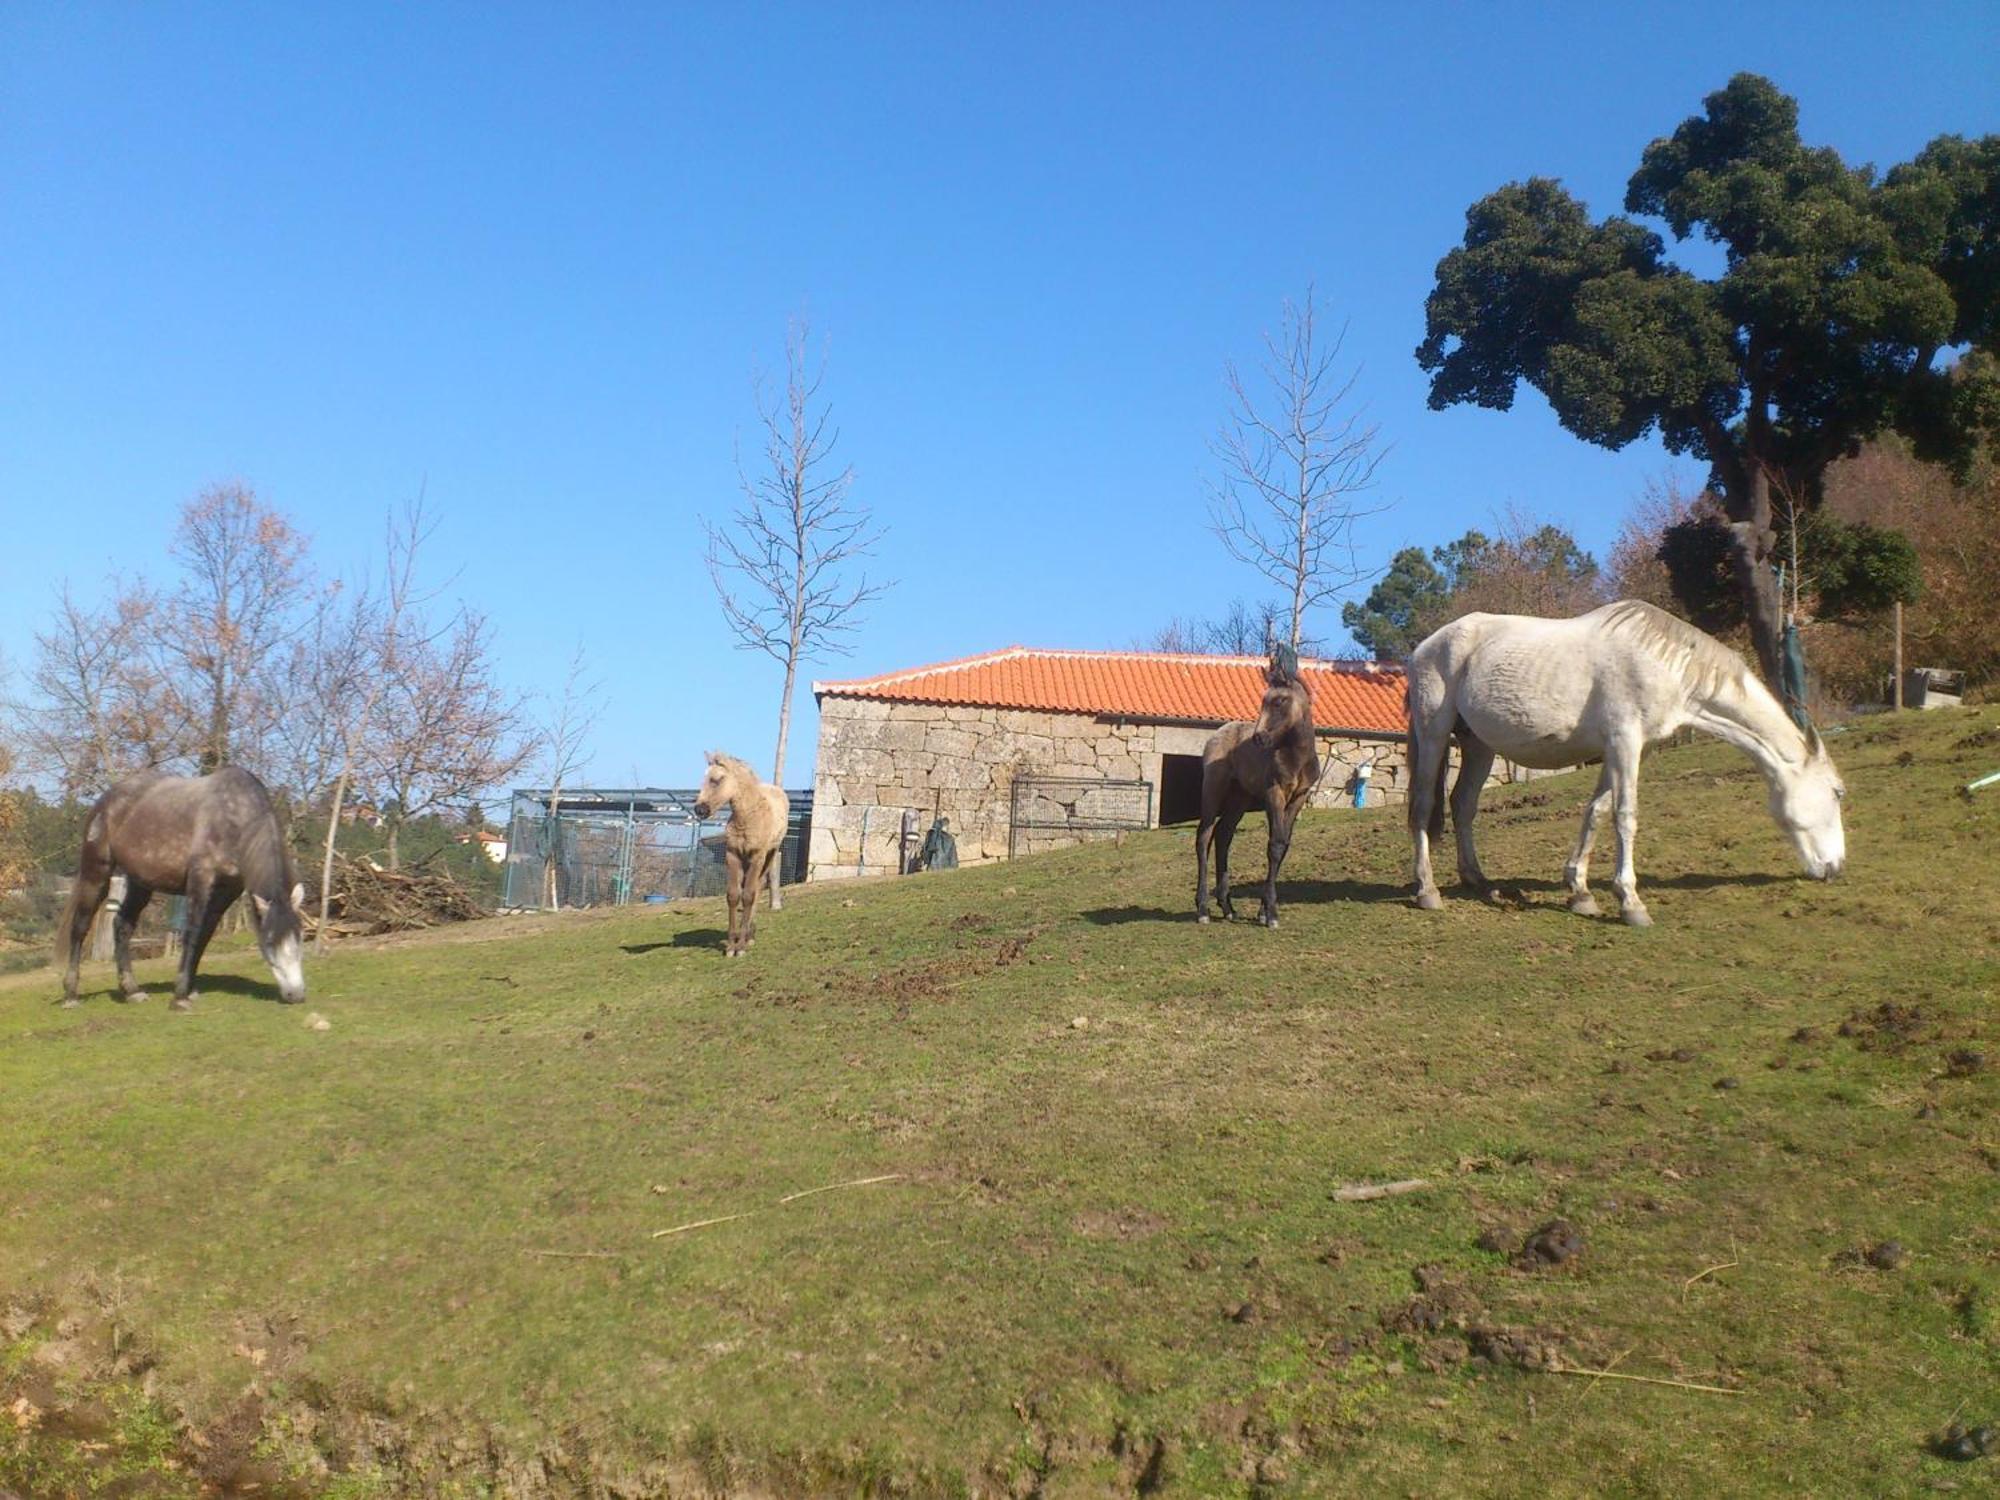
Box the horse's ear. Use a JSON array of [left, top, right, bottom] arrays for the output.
[[251, 893, 270, 921], [290, 881, 306, 910], [705, 749, 720, 764], [1805, 722, 1824, 758]]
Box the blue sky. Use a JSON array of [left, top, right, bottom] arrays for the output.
[[3, 2, 1995, 791]]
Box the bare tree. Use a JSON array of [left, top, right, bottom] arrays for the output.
[[0, 742, 26, 895], [1209, 289, 1387, 650], [285, 501, 439, 947], [532, 645, 605, 912], [365, 605, 534, 870], [1607, 473, 1719, 613], [23, 582, 186, 796], [163, 482, 311, 776], [705, 316, 888, 907], [1140, 599, 1288, 655]]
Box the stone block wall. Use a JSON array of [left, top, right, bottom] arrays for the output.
[[806, 696, 1427, 880]]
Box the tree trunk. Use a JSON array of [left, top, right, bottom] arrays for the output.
[[385, 816, 401, 872], [1719, 464, 1785, 689], [543, 785, 563, 911], [317, 769, 351, 955], [768, 651, 797, 911]]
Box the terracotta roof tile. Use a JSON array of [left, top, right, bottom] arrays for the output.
[[814, 647, 1406, 735]]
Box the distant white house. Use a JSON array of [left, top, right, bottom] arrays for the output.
[[455, 829, 508, 863]]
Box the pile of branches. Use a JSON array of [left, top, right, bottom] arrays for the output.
[[307, 852, 490, 937]]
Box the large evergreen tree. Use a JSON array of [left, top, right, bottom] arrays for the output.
[[1417, 74, 2000, 689]]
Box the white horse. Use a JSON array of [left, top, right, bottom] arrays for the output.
[[1406, 600, 1846, 926]]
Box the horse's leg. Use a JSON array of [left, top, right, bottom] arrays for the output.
[[745, 848, 778, 950], [174, 873, 233, 1010], [1604, 738, 1651, 928], [1450, 737, 1499, 901], [60, 861, 113, 1007], [1408, 714, 1453, 912], [1213, 806, 1245, 920], [1564, 767, 1615, 917], [113, 881, 156, 1002], [1258, 787, 1295, 928], [1194, 811, 1215, 922], [723, 849, 744, 956]]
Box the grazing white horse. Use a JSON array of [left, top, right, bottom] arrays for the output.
[[1406, 600, 1846, 926]]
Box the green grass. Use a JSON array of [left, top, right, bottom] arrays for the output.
[[4, 708, 1999, 1496]]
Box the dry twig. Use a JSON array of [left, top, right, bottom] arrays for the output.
[[1547, 1363, 1744, 1396], [650, 1212, 758, 1240], [652, 1176, 912, 1248], [1333, 1178, 1431, 1202], [1682, 1245, 1740, 1302], [524, 1249, 624, 1260], [776, 1173, 906, 1204]]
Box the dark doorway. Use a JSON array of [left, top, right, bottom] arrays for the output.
[[1158, 753, 1204, 825]]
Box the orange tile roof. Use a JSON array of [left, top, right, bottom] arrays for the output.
[[814, 647, 1407, 735]]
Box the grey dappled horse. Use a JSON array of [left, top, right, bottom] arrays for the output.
[[60, 768, 307, 1010]]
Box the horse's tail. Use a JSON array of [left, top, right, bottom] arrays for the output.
[[1405, 673, 1424, 834], [1404, 664, 1450, 838]]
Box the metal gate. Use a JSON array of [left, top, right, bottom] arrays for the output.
[[1007, 776, 1152, 860], [502, 788, 812, 911]]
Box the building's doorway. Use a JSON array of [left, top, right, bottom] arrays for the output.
[[1158, 753, 1204, 825]]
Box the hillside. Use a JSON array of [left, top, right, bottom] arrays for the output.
[[3, 708, 1998, 1497]]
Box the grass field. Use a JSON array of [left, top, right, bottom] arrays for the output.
[[4, 707, 1998, 1497]]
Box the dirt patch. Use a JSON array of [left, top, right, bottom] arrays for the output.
[[1512, 1220, 1586, 1272], [1945, 1048, 1988, 1077], [766, 927, 1044, 1013], [1378, 1267, 1593, 1374], [1070, 1207, 1167, 1240], [1837, 1002, 1931, 1053]]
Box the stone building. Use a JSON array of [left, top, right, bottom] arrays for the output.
[[806, 646, 1412, 880]]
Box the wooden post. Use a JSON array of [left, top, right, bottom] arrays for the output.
[[1893, 601, 1904, 711]]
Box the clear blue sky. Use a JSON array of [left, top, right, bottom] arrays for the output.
[[4, 3, 1995, 790]]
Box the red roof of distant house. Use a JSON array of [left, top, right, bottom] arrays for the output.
[[815, 647, 1407, 735]]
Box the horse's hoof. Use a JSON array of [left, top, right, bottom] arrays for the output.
[[1568, 894, 1601, 918], [1263, 916, 1279, 930], [59, 997, 80, 1010], [1415, 889, 1443, 912], [121, 990, 151, 1004], [1621, 906, 1653, 929], [1480, 886, 1504, 906], [1196, 913, 1210, 924], [169, 998, 194, 1013]]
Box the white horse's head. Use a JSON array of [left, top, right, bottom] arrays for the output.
[[1770, 726, 1846, 880], [251, 880, 309, 1004]]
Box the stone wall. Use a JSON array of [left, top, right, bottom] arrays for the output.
[[806, 696, 1423, 880]]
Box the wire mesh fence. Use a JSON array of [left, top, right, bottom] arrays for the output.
[[1007, 776, 1153, 860], [501, 788, 812, 911]]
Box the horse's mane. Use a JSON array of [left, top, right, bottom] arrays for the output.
[[230, 779, 297, 904], [1597, 601, 1756, 704], [709, 751, 761, 785]]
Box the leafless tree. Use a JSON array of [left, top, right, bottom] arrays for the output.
[[1141, 599, 1288, 655], [1209, 289, 1387, 651], [23, 582, 186, 797], [532, 644, 605, 911], [282, 501, 439, 947], [163, 482, 311, 776], [0, 741, 26, 895], [364, 605, 534, 870], [705, 316, 888, 907], [1607, 473, 1719, 613]]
